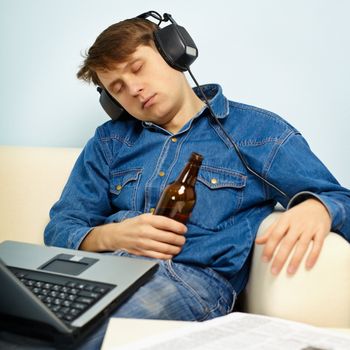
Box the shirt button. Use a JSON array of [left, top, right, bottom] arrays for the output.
[[211, 178, 218, 184], [159, 171, 165, 177], [116, 185, 122, 191], [171, 137, 177, 143]]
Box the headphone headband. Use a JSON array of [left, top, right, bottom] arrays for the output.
[[137, 11, 163, 25], [136, 11, 174, 25]]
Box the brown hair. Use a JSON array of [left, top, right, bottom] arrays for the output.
[[77, 18, 158, 86]]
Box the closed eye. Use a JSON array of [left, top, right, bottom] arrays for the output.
[[113, 81, 123, 94], [131, 61, 143, 73]]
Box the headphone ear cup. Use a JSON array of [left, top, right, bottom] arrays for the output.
[[154, 24, 198, 71], [97, 87, 126, 121]]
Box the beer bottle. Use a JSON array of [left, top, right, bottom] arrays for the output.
[[154, 152, 203, 224]]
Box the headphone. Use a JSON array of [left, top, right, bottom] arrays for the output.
[[96, 11, 290, 200], [97, 11, 198, 121]]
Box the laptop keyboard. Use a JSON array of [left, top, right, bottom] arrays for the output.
[[9, 266, 116, 324]]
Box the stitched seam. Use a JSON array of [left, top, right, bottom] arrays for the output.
[[207, 116, 232, 149], [229, 101, 291, 127], [263, 129, 298, 199], [165, 261, 207, 312], [200, 165, 246, 179], [328, 197, 346, 232], [199, 295, 226, 321], [166, 261, 235, 320], [236, 137, 280, 147], [197, 177, 246, 189], [100, 135, 133, 147], [144, 137, 172, 211], [111, 168, 142, 178]]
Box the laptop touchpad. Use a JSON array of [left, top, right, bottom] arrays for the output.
[[39, 254, 98, 276]]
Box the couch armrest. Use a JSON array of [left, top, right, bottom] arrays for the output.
[[242, 211, 350, 328]]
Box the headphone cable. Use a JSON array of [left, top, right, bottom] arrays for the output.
[[186, 66, 289, 200]]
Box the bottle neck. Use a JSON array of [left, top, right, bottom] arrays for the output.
[[177, 162, 201, 187]]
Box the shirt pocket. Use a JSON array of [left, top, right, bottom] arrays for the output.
[[190, 165, 247, 231], [110, 168, 142, 211]]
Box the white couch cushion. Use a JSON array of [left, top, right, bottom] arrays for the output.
[[0, 146, 81, 244]]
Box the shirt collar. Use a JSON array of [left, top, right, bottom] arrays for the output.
[[193, 84, 229, 119], [141, 84, 229, 133]]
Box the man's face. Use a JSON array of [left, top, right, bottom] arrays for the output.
[[96, 45, 187, 127]]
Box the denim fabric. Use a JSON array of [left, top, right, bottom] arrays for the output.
[[78, 250, 237, 349], [44, 84, 350, 293], [114, 252, 235, 318]]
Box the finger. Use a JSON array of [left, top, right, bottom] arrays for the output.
[[135, 238, 183, 256], [260, 221, 290, 262], [146, 214, 188, 234], [269, 227, 302, 275], [305, 230, 325, 270], [138, 225, 186, 247], [142, 249, 173, 260], [151, 230, 186, 247], [285, 231, 314, 275], [255, 222, 277, 244], [127, 248, 173, 260]]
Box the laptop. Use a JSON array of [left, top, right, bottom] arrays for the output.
[[0, 240, 158, 348]]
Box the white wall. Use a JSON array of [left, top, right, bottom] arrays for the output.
[[1, 0, 349, 187]]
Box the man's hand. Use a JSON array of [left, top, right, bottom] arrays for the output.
[[80, 213, 187, 260], [255, 198, 331, 275]]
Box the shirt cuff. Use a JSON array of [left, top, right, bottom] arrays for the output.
[[69, 227, 95, 250]]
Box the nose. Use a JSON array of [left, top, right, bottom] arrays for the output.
[[126, 77, 144, 97]]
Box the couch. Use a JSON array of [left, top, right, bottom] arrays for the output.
[[1, 145, 349, 330]]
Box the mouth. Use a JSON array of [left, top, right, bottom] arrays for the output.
[[142, 94, 156, 109]]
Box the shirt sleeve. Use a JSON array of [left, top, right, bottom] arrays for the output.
[[44, 134, 113, 249], [266, 132, 350, 242]]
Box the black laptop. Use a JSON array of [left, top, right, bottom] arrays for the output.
[[0, 240, 158, 348]]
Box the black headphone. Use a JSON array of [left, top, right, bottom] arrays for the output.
[[97, 11, 198, 121]]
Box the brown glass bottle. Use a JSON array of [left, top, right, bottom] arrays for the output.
[[154, 152, 203, 224]]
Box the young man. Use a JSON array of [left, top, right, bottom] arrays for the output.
[[45, 12, 350, 349]]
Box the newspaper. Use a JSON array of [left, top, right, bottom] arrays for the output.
[[112, 312, 350, 350]]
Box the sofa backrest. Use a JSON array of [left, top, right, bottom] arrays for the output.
[[0, 146, 81, 244]]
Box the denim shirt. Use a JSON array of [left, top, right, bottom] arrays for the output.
[[44, 84, 350, 293]]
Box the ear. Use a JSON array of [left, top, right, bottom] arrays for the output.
[[97, 87, 126, 121]]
